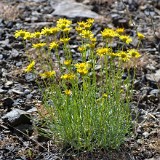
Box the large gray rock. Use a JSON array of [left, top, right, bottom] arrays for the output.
[[146, 69, 160, 83], [50, 0, 101, 18]]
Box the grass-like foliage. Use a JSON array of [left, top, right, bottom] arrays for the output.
[[14, 18, 144, 151]]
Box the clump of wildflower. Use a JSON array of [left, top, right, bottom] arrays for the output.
[[25, 60, 35, 72], [87, 18, 94, 24], [127, 49, 141, 58], [60, 38, 70, 44], [64, 60, 72, 66], [49, 41, 59, 50], [119, 35, 132, 44], [32, 43, 46, 49], [137, 32, 145, 40], [116, 28, 124, 34], [64, 89, 72, 96], [101, 28, 118, 39], [61, 73, 76, 80], [14, 30, 28, 38], [75, 62, 90, 75], [75, 26, 83, 34], [50, 27, 59, 35], [39, 71, 56, 79], [118, 51, 131, 62], [96, 47, 112, 57]]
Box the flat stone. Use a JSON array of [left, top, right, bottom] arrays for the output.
[[146, 69, 160, 83], [50, 0, 101, 18], [2, 109, 31, 126]]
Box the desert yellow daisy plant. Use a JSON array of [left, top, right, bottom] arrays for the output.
[[14, 18, 142, 151]]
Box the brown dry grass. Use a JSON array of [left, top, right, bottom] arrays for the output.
[[0, 2, 20, 21]]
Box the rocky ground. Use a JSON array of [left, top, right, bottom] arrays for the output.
[[0, 0, 160, 159]]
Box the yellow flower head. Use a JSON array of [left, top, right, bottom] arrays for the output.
[[14, 30, 28, 38], [96, 47, 112, 57], [32, 43, 46, 49], [23, 32, 33, 40], [119, 35, 132, 44], [41, 27, 52, 36], [116, 28, 124, 34], [60, 38, 70, 44], [39, 71, 56, 79], [56, 18, 72, 30], [61, 73, 75, 80], [49, 41, 59, 50], [32, 32, 41, 38], [101, 28, 118, 39], [50, 27, 59, 35], [25, 61, 35, 72], [75, 62, 90, 75], [80, 30, 94, 39], [118, 51, 131, 62], [87, 18, 94, 24], [127, 49, 141, 58], [64, 89, 72, 96], [75, 26, 83, 34], [137, 32, 145, 40], [64, 60, 72, 66]]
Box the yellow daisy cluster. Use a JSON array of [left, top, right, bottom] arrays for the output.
[[116, 28, 124, 34], [75, 62, 90, 75], [61, 73, 76, 80], [118, 51, 131, 62], [25, 61, 35, 72], [14, 30, 33, 40], [39, 71, 56, 79]]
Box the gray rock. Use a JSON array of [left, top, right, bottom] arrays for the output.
[[11, 89, 24, 95], [2, 109, 31, 126], [142, 131, 149, 138], [0, 88, 7, 94], [146, 69, 160, 83], [50, 0, 101, 18]]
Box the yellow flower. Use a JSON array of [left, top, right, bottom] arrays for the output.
[[118, 51, 130, 61], [87, 18, 94, 24], [116, 28, 124, 34], [80, 30, 94, 39], [60, 38, 70, 44], [64, 89, 72, 96], [101, 28, 118, 39], [25, 61, 35, 72], [102, 93, 108, 98], [137, 32, 145, 40], [56, 18, 72, 30], [39, 71, 56, 79], [32, 32, 41, 38], [64, 60, 72, 66], [75, 62, 90, 75], [49, 41, 58, 50], [127, 49, 141, 58], [119, 35, 132, 44], [61, 73, 75, 80], [75, 26, 83, 34], [32, 43, 46, 49], [41, 27, 52, 36], [23, 32, 33, 40], [14, 30, 28, 38], [50, 27, 59, 34], [96, 47, 112, 57]]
